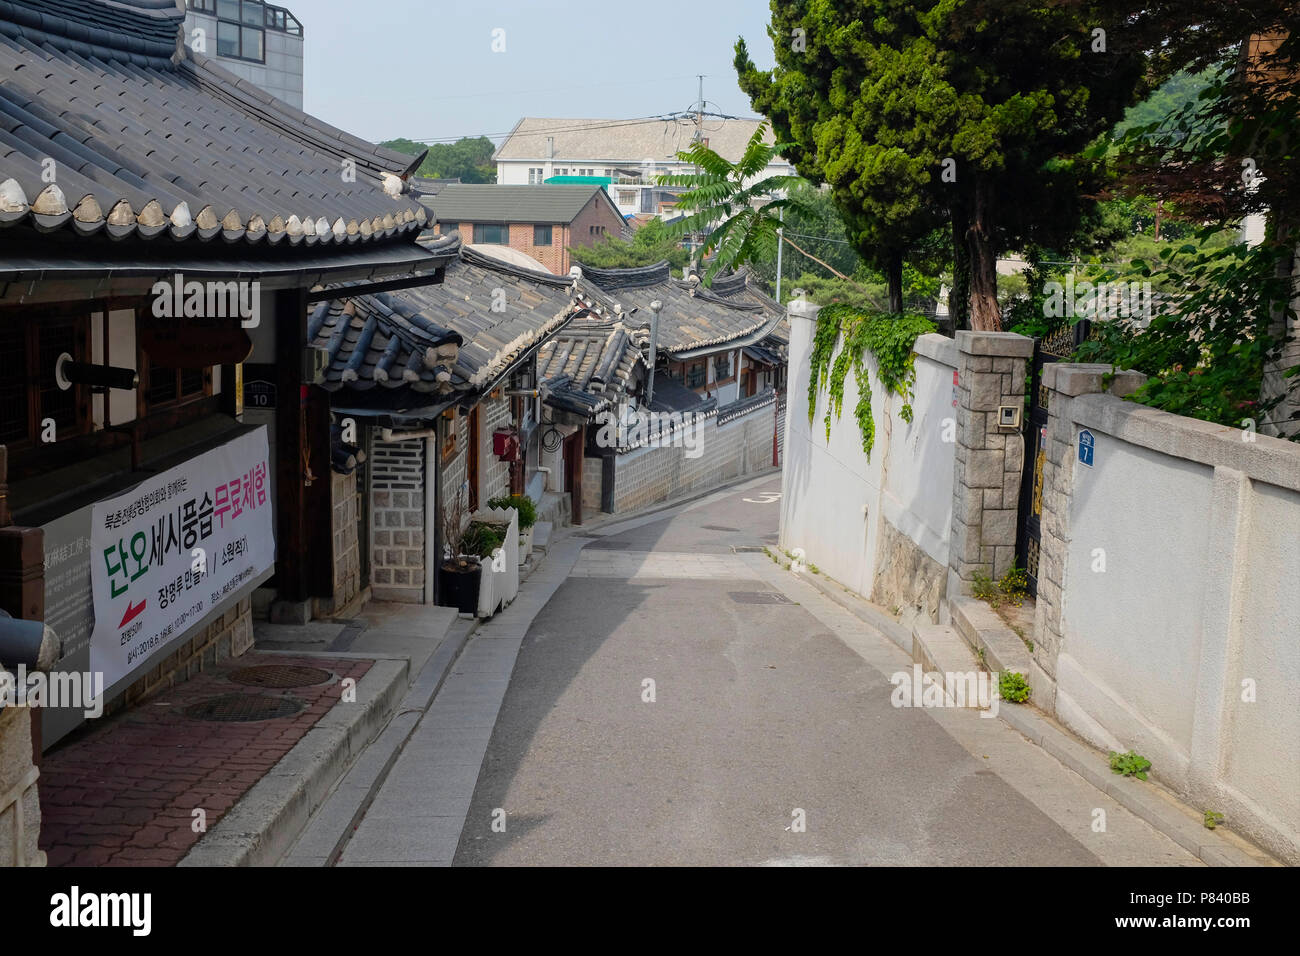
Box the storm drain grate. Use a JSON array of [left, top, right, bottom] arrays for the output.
[[729, 591, 795, 605], [731, 546, 767, 553], [183, 693, 305, 722], [702, 525, 740, 532], [583, 539, 630, 549], [227, 664, 333, 688]]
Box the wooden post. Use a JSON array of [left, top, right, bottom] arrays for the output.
[[0, 445, 46, 762], [275, 288, 310, 603]]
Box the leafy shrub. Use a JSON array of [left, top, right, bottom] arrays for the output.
[[971, 570, 1001, 606], [998, 565, 1030, 608], [1203, 810, 1225, 830], [999, 672, 1031, 703], [487, 493, 537, 529], [460, 521, 505, 559], [1108, 750, 1152, 780]]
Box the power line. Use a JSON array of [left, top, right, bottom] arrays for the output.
[[405, 111, 767, 146]]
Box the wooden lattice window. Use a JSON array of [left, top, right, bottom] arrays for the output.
[[0, 314, 91, 447]]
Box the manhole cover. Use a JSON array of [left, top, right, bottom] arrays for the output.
[[228, 664, 333, 688], [729, 591, 795, 605], [183, 693, 305, 722]]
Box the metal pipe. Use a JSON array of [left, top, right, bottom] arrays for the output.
[[380, 427, 437, 442], [0, 611, 58, 670], [646, 299, 662, 408]]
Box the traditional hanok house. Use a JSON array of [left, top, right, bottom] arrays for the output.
[[531, 261, 791, 518], [0, 0, 448, 850], [307, 241, 593, 604]]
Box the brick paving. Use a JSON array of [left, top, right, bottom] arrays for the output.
[[38, 653, 372, 867]]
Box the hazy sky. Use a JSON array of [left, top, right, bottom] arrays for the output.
[[300, 0, 779, 145]]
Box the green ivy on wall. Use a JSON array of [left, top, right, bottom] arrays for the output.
[[807, 304, 936, 459]]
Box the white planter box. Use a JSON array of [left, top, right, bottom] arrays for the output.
[[470, 506, 519, 619]]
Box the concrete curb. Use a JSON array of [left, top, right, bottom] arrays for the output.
[[178, 656, 410, 867], [763, 546, 1275, 868], [997, 701, 1273, 866], [279, 618, 479, 867], [763, 547, 913, 655]]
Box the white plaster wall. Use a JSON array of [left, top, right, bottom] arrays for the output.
[[1222, 479, 1300, 848], [1058, 438, 1214, 775], [879, 350, 956, 568], [780, 318, 955, 597], [1050, 394, 1300, 862]]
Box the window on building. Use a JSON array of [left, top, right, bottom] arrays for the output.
[[210, 0, 266, 61], [685, 362, 706, 389], [475, 223, 509, 244], [558, 168, 569, 176], [0, 315, 91, 448], [713, 353, 732, 380], [142, 360, 210, 413], [617, 189, 637, 206], [533, 225, 552, 246]]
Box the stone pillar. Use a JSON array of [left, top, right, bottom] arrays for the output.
[[780, 299, 821, 550], [1030, 363, 1145, 709], [947, 330, 1035, 597]]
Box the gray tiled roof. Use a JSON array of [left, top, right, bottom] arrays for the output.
[[575, 261, 785, 355], [537, 319, 646, 415], [493, 117, 781, 165], [313, 240, 583, 399], [0, 0, 428, 246], [421, 183, 616, 226]]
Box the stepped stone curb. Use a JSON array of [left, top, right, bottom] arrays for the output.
[[997, 696, 1270, 867], [948, 596, 1032, 674], [179, 658, 408, 867]]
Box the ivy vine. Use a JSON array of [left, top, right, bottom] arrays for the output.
[[807, 304, 936, 459]]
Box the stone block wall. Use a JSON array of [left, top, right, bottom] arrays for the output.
[[947, 330, 1036, 597], [609, 401, 777, 513], [322, 468, 361, 614], [0, 704, 43, 866], [370, 437, 426, 603]]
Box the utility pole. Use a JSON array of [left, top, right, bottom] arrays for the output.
[[776, 205, 784, 303]]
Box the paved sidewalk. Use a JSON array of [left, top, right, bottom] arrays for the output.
[[39, 653, 371, 867], [335, 539, 587, 866]]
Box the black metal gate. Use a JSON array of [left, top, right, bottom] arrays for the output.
[[1014, 323, 1088, 597]]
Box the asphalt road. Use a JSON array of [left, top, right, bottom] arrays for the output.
[[452, 477, 1198, 866]]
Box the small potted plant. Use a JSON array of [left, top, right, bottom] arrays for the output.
[[488, 493, 538, 562], [438, 486, 481, 614]]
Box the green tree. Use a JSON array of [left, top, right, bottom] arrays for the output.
[[735, 0, 1147, 329], [571, 217, 690, 271], [379, 136, 497, 183], [656, 123, 805, 284]]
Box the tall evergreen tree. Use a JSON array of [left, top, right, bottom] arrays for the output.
[[736, 0, 1147, 329]]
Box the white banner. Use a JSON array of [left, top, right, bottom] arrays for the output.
[[90, 427, 275, 691]]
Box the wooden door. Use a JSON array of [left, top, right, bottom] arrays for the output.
[[563, 429, 583, 526]]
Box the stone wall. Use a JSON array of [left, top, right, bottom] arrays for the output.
[[0, 704, 43, 866], [476, 396, 513, 507], [1032, 362, 1300, 864], [321, 467, 361, 615], [370, 437, 426, 603], [946, 330, 1035, 596], [607, 399, 777, 514]]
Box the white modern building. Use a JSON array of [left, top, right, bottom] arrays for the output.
[[493, 117, 796, 221], [184, 0, 303, 108]]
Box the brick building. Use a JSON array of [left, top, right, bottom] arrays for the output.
[[423, 184, 626, 275]]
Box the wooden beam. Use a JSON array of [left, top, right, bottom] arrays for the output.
[[275, 287, 310, 603]]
